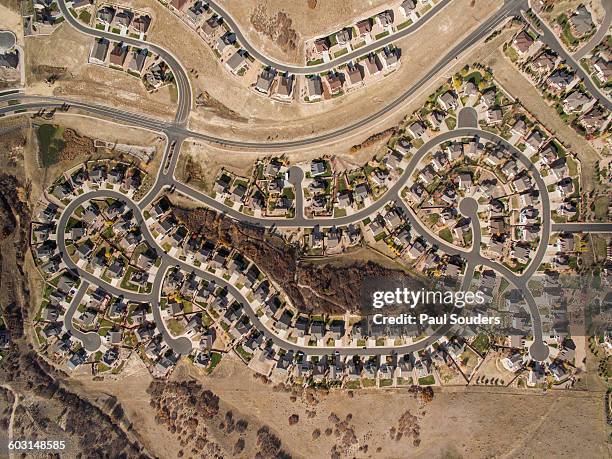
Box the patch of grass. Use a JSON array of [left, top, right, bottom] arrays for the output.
[[438, 227, 453, 243], [471, 334, 490, 354], [207, 352, 222, 374], [566, 156, 578, 177], [397, 19, 413, 30], [557, 14, 580, 48], [235, 346, 252, 362], [418, 375, 435, 385], [593, 196, 609, 221], [397, 376, 413, 386], [333, 48, 348, 58], [362, 378, 376, 388], [37, 124, 65, 167], [307, 58, 324, 66], [166, 318, 185, 336], [78, 9, 91, 24], [504, 45, 519, 63]]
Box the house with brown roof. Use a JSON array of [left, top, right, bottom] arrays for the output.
[[170, 0, 188, 11], [314, 37, 330, 53], [365, 54, 382, 76], [133, 15, 151, 33], [326, 72, 344, 93], [275, 74, 294, 100], [356, 19, 372, 36], [109, 42, 128, 67], [513, 30, 534, 55]]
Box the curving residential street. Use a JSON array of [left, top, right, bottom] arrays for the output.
[[48, 121, 559, 361], [571, 0, 612, 60], [10, 0, 611, 366], [1, 0, 529, 151], [205, 0, 453, 74], [526, 1, 612, 110]]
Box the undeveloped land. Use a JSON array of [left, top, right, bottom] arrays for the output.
[[75, 354, 611, 459]]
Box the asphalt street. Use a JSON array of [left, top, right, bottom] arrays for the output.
[[552, 222, 612, 233], [457, 106, 478, 128], [13, 0, 610, 363], [63, 280, 102, 352], [1, 0, 528, 152], [146, 127, 553, 359]]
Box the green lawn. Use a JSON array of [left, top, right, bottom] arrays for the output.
[[207, 352, 222, 374], [471, 334, 490, 354], [362, 378, 377, 388], [166, 318, 185, 336], [307, 58, 324, 66], [418, 375, 435, 386], [438, 228, 453, 243], [235, 346, 252, 362], [566, 156, 578, 177], [397, 19, 413, 30], [333, 48, 348, 58], [593, 196, 609, 221], [37, 124, 65, 167], [78, 10, 91, 24], [504, 45, 519, 63]]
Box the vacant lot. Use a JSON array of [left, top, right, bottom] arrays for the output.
[[117, 0, 503, 145], [36, 124, 66, 166]]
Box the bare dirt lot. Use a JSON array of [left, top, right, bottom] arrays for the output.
[[0, 3, 23, 38], [24, 23, 175, 120], [187, 358, 611, 459]]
